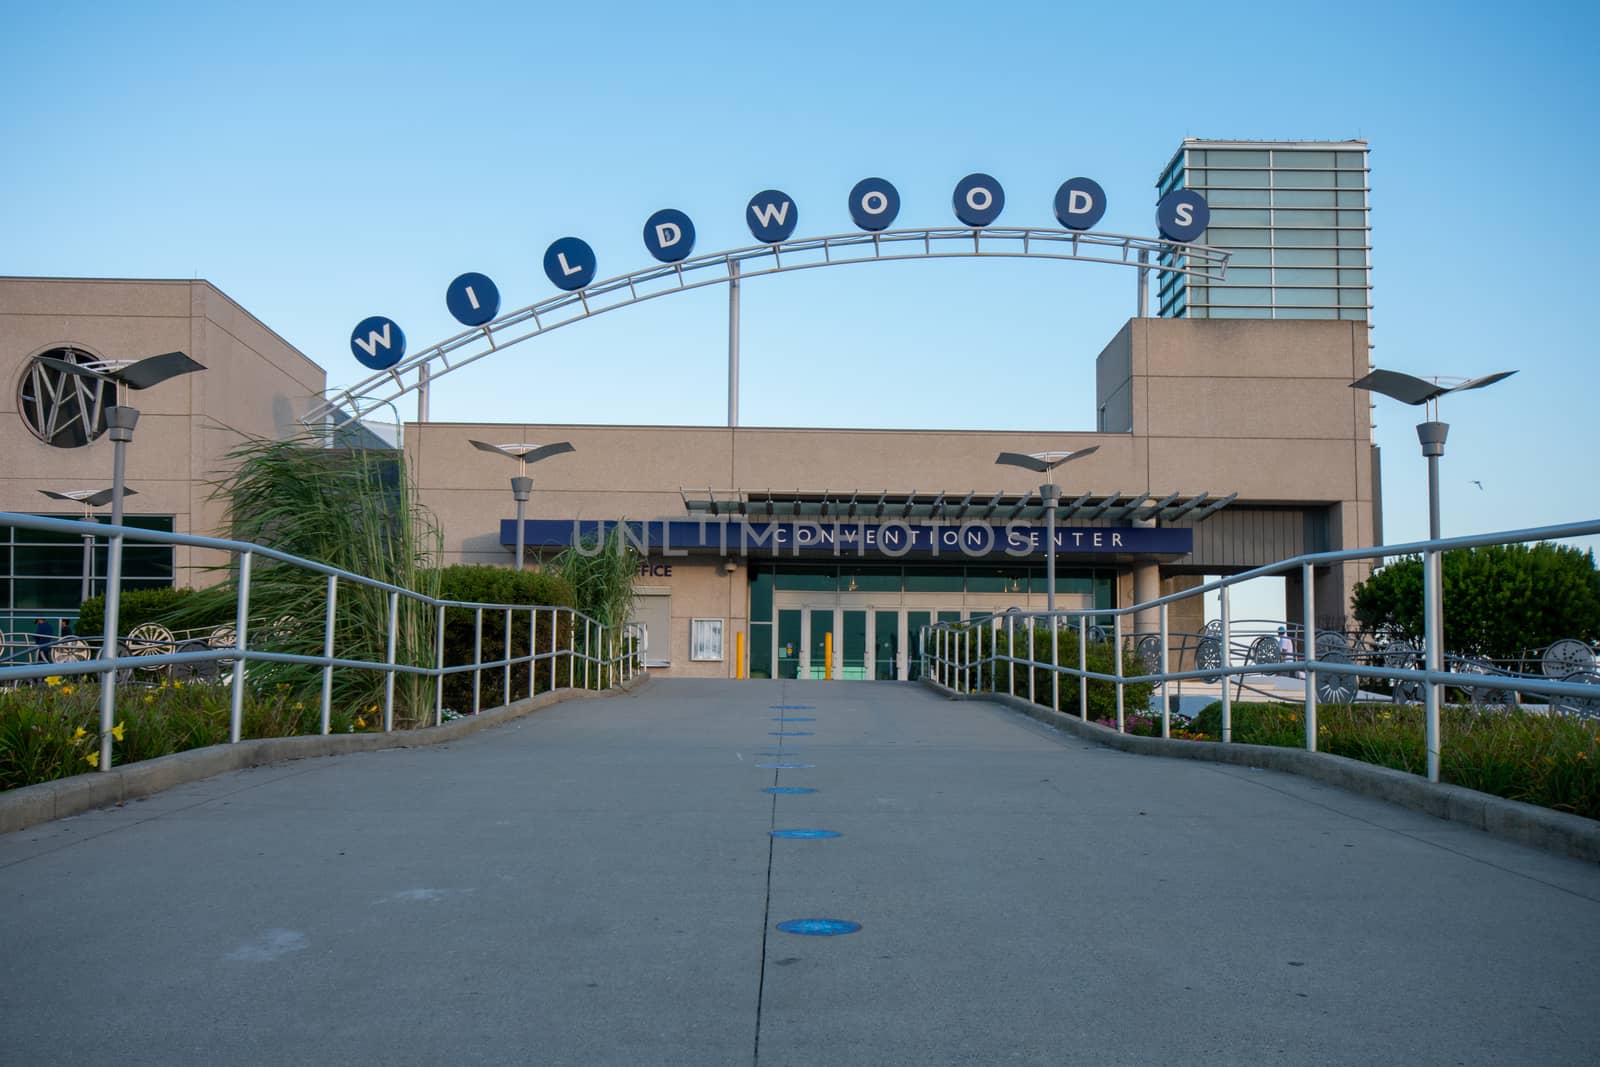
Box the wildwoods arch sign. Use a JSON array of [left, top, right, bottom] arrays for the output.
[[317, 174, 1222, 426]]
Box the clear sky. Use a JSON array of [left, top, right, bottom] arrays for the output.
[[3, 0, 1596, 564]]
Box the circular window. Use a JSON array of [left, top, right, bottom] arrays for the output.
[[17, 347, 110, 448]]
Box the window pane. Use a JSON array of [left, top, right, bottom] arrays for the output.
[[1336, 152, 1365, 168], [1336, 191, 1365, 207], [1336, 171, 1365, 188], [1338, 269, 1367, 285], [1336, 230, 1367, 246], [1225, 267, 1271, 285], [1274, 208, 1337, 227], [1338, 211, 1367, 226], [966, 565, 1031, 593], [1207, 188, 1270, 207], [690, 618, 723, 661], [1273, 189, 1336, 207], [1276, 229, 1337, 246], [1207, 150, 1269, 166], [1275, 248, 1337, 266], [1217, 286, 1272, 305], [1208, 208, 1270, 227], [1224, 248, 1271, 266], [1207, 227, 1270, 246], [1338, 288, 1368, 306], [748, 622, 773, 678], [1284, 288, 1337, 305], [1209, 306, 1272, 319], [1273, 150, 1334, 168], [1276, 268, 1337, 285], [840, 565, 899, 592], [1337, 249, 1367, 265], [775, 566, 836, 591], [1273, 170, 1334, 188], [1285, 307, 1338, 319], [903, 565, 963, 592], [1207, 169, 1269, 187], [749, 569, 773, 621], [1339, 308, 1369, 321]]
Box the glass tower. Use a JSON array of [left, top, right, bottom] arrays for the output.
[[1155, 140, 1371, 321]]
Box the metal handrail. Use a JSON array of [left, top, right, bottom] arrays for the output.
[[0, 512, 645, 771], [923, 517, 1600, 784]]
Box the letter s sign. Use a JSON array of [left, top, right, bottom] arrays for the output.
[[1156, 189, 1210, 243]]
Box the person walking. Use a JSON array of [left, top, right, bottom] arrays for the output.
[[1277, 625, 1298, 679], [32, 618, 56, 664]]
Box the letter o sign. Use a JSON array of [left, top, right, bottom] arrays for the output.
[[643, 208, 696, 263], [848, 177, 900, 231], [952, 173, 1004, 227]]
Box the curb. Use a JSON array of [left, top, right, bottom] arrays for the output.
[[0, 675, 650, 835], [922, 677, 1600, 865]]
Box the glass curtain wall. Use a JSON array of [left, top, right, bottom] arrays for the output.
[[1156, 141, 1371, 322]]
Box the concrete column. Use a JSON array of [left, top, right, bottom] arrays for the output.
[[1131, 518, 1160, 637]]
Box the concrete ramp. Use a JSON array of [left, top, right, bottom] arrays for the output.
[[2, 679, 1597, 1064]]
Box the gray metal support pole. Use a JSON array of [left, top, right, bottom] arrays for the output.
[[728, 259, 740, 427], [1042, 483, 1059, 613], [1136, 247, 1150, 318], [418, 362, 430, 423], [472, 607, 483, 715], [511, 476, 532, 573], [1006, 612, 1014, 696], [1077, 618, 1087, 721], [1220, 586, 1232, 743], [383, 590, 398, 732], [81, 532, 94, 605], [550, 605, 558, 688], [1302, 561, 1317, 752], [528, 607, 537, 695], [1159, 603, 1170, 738], [1423, 550, 1443, 783], [321, 575, 337, 735], [435, 603, 446, 726], [1113, 614, 1125, 732], [230, 550, 252, 745], [98, 405, 138, 771], [502, 607, 512, 706], [1419, 421, 1448, 541]]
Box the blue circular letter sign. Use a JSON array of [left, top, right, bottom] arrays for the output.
[[1156, 190, 1210, 243], [953, 173, 1004, 227], [643, 208, 696, 263], [747, 190, 799, 244], [543, 237, 597, 291], [848, 177, 900, 231], [1054, 178, 1107, 231], [350, 316, 405, 370], [446, 272, 501, 327]]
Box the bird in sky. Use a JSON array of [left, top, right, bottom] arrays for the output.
[[1471, 480, 1484, 491]]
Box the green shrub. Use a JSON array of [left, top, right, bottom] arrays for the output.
[[428, 565, 578, 713], [957, 623, 1155, 721]]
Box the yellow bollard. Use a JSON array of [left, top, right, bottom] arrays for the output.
[[824, 631, 833, 680], [735, 630, 745, 679]]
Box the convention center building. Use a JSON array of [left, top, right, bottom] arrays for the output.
[[2, 139, 1379, 680]]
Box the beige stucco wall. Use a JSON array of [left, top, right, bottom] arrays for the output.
[[1, 277, 326, 585]]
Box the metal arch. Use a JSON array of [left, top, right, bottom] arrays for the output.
[[306, 226, 1230, 426]]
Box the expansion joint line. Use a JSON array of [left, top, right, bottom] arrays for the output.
[[752, 680, 786, 1064]]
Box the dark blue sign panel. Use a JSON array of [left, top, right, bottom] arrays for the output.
[[1157, 190, 1210, 243], [543, 237, 597, 291], [446, 273, 500, 327], [501, 519, 1193, 557], [747, 190, 798, 243], [643, 208, 696, 263], [350, 316, 405, 370], [1054, 177, 1107, 231], [848, 177, 900, 231], [952, 173, 1004, 226]]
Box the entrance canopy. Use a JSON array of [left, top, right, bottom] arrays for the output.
[[679, 488, 1237, 524]]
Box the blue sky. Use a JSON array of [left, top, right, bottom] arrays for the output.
[[3, 0, 1597, 558]]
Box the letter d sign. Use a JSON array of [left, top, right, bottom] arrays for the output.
[[643, 208, 696, 263]]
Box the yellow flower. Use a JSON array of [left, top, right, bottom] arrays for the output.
[[355, 716, 366, 728], [61, 685, 75, 696], [144, 696, 154, 704], [159, 679, 170, 689], [172, 680, 183, 689], [367, 704, 378, 714], [84, 751, 100, 768], [72, 726, 87, 741], [110, 722, 124, 742], [45, 675, 63, 687], [293, 702, 304, 712]]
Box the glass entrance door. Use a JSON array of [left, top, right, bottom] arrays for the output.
[[906, 610, 930, 681], [808, 609, 834, 679], [841, 610, 867, 680], [874, 610, 899, 680], [777, 609, 801, 679]]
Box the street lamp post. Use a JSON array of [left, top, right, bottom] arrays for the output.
[[1350, 368, 1516, 542], [469, 440, 576, 572], [38, 487, 138, 603], [35, 350, 206, 771], [996, 448, 1100, 613], [1350, 366, 1515, 784]]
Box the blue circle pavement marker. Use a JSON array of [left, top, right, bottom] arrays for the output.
[[763, 787, 818, 795], [756, 762, 814, 769], [770, 829, 841, 839], [776, 919, 861, 936], [769, 731, 814, 736]]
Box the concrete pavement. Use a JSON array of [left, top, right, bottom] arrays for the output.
[[2, 679, 1598, 1065]]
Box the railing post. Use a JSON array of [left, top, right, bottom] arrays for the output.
[[1423, 549, 1442, 783], [1028, 620, 1036, 704], [384, 590, 398, 732], [584, 617, 592, 690], [528, 606, 537, 695], [321, 574, 336, 735], [1006, 612, 1015, 697], [1159, 602, 1170, 739], [435, 602, 445, 726], [1050, 616, 1059, 712], [1114, 613, 1125, 732], [503, 607, 513, 707], [1302, 561, 1317, 752], [472, 607, 483, 715], [1077, 616, 1087, 721], [1220, 586, 1232, 743], [230, 550, 252, 744], [552, 606, 560, 689]]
